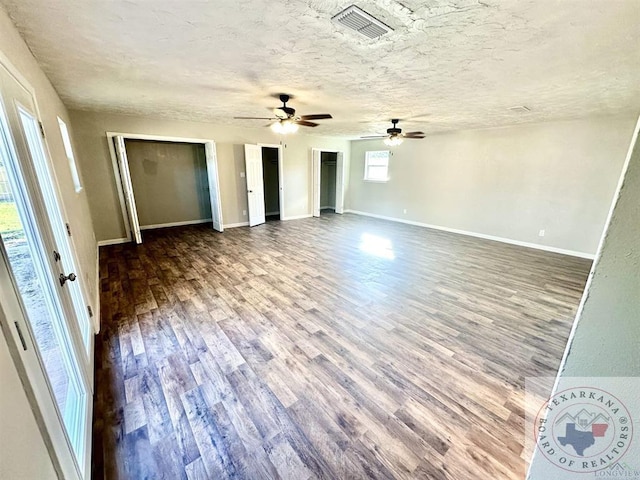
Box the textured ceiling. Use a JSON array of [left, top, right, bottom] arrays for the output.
[[2, 0, 639, 137]]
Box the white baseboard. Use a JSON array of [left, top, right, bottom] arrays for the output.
[[282, 214, 313, 221], [224, 221, 249, 228], [320, 206, 335, 210], [140, 218, 211, 231], [344, 209, 595, 260], [97, 237, 129, 247]]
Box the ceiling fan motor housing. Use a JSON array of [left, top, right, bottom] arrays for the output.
[[387, 118, 402, 135]]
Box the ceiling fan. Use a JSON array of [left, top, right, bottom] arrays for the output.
[[234, 94, 332, 134], [361, 119, 425, 146]]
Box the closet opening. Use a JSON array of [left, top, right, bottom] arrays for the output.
[[108, 133, 223, 243], [261, 146, 281, 221], [311, 148, 346, 218], [320, 152, 337, 215]]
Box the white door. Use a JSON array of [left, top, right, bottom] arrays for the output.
[[0, 61, 91, 479], [114, 136, 142, 243], [335, 152, 345, 214], [17, 105, 94, 366], [205, 142, 224, 232], [244, 144, 265, 227], [311, 148, 321, 217]]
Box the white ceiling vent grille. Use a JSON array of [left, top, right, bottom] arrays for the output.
[[332, 5, 393, 39]]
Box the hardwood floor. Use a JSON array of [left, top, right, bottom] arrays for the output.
[[93, 214, 591, 479]]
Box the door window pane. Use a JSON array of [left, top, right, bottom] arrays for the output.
[[20, 108, 92, 356]]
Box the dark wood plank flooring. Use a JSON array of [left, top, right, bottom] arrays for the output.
[[93, 214, 591, 479]]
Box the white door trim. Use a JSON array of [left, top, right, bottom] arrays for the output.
[[312, 148, 321, 217], [106, 132, 224, 242], [335, 151, 346, 214]]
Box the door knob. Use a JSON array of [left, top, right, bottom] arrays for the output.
[[59, 272, 77, 286]]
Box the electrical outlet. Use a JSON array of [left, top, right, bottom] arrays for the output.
[[403, 209, 407, 214], [240, 172, 245, 178], [242, 210, 247, 216], [539, 229, 545, 237]]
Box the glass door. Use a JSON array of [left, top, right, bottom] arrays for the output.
[[18, 105, 94, 365], [0, 62, 90, 479]]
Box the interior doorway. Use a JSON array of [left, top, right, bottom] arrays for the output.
[[262, 146, 281, 220], [108, 133, 224, 243], [320, 152, 337, 215], [311, 148, 346, 217], [244, 143, 284, 227]]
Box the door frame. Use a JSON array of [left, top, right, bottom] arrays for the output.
[[257, 143, 285, 220], [0, 53, 91, 480], [107, 132, 224, 242], [311, 148, 346, 217]]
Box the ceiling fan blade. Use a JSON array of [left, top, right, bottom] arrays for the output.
[[404, 131, 425, 136], [300, 114, 332, 121], [296, 120, 319, 127], [361, 135, 386, 138], [405, 135, 425, 139], [234, 116, 275, 120]]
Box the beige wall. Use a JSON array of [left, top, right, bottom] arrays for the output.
[[69, 110, 350, 241], [0, 328, 56, 479], [349, 115, 636, 256], [0, 6, 97, 477], [126, 140, 211, 227], [557, 116, 640, 377], [528, 117, 640, 478]]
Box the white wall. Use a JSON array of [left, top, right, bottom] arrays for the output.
[[69, 110, 350, 241], [348, 116, 636, 256]]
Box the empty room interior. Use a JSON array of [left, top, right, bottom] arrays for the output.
[[0, 1, 638, 479]]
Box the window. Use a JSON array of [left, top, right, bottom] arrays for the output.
[[57, 117, 82, 192], [364, 150, 389, 182]]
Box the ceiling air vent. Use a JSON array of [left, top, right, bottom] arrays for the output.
[[332, 5, 393, 39]]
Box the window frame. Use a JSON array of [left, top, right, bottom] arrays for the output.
[[363, 150, 390, 183]]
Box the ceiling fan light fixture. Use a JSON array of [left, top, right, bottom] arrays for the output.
[[384, 135, 403, 146], [271, 119, 299, 134]]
